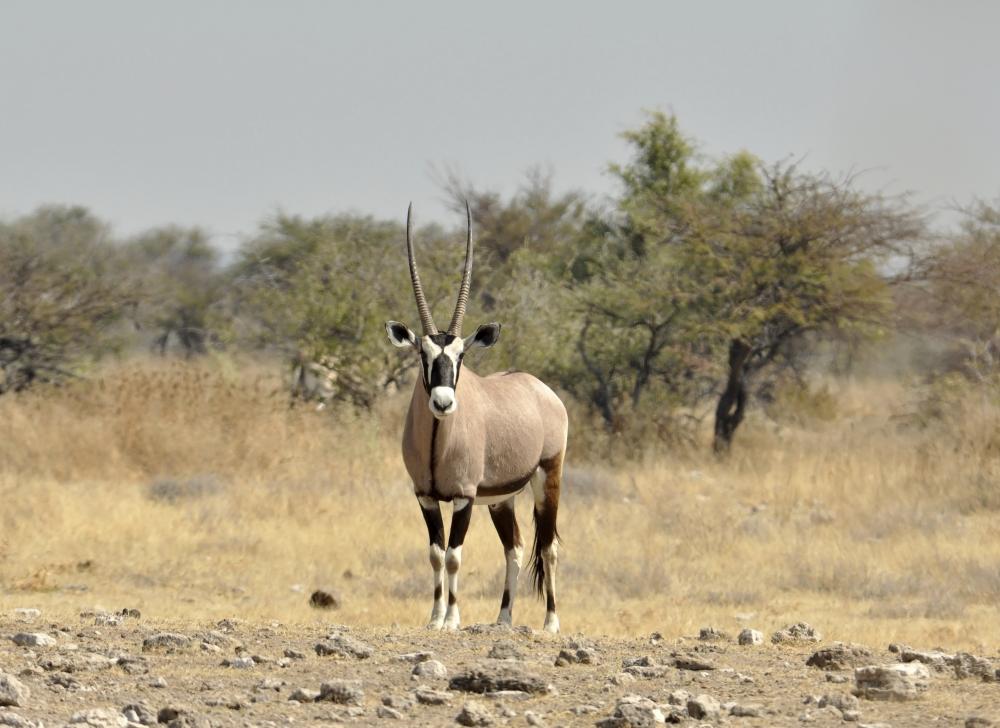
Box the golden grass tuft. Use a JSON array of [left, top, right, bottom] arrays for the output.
[[1, 357, 998, 651]]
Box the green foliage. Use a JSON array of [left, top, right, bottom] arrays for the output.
[[0, 206, 138, 391], [231, 213, 479, 408], [123, 226, 224, 356]]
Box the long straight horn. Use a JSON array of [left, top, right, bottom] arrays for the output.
[[406, 203, 437, 335], [447, 200, 474, 336]]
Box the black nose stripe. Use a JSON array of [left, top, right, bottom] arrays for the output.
[[429, 355, 457, 390]]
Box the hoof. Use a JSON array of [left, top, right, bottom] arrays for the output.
[[542, 614, 560, 634], [426, 619, 445, 630]]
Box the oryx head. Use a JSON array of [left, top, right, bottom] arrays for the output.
[[385, 202, 500, 419]]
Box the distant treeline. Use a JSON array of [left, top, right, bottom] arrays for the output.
[[1, 112, 997, 449]]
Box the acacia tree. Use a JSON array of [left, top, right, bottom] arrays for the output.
[[0, 206, 137, 392], [917, 200, 1000, 382], [230, 212, 473, 408], [123, 226, 224, 357], [694, 163, 924, 451], [569, 112, 924, 448]]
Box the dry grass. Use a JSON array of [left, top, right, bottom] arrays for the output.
[[1, 357, 998, 652]]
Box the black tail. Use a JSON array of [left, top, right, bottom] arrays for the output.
[[529, 503, 559, 599]]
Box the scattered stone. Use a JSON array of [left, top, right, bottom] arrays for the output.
[[807, 643, 874, 671], [414, 687, 452, 705], [318, 680, 364, 705], [674, 655, 715, 671], [155, 705, 211, 727], [140, 633, 190, 652], [621, 656, 668, 679], [730, 704, 762, 717], [456, 700, 493, 726], [115, 655, 148, 675], [0, 712, 34, 728], [596, 694, 666, 727], [818, 693, 860, 713], [607, 672, 637, 686], [900, 649, 952, 668], [951, 652, 996, 681], [449, 664, 549, 694], [554, 648, 594, 666], [771, 622, 821, 644], [314, 634, 373, 659], [221, 656, 254, 669], [648, 632, 663, 646], [66, 708, 127, 727], [826, 673, 850, 683], [13, 609, 40, 621], [199, 643, 220, 654], [382, 695, 415, 711], [0, 674, 29, 708], [11, 633, 55, 648], [412, 659, 448, 679], [524, 711, 545, 727], [687, 694, 721, 721], [487, 640, 523, 661], [397, 651, 434, 663], [120, 702, 155, 725], [738, 628, 764, 646], [49, 673, 82, 690], [666, 690, 690, 706], [288, 687, 320, 703], [283, 648, 306, 660], [256, 677, 284, 691], [966, 718, 994, 727], [842, 710, 861, 722], [377, 705, 404, 720], [309, 589, 340, 609], [570, 705, 599, 715], [854, 662, 931, 701], [698, 627, 729, 642], [149, 676, 168, 689]]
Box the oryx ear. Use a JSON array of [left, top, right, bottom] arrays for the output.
[[465, 322, 501, 350], [385, 321, 417, 349]]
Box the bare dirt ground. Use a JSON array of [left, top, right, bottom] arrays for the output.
[[2, 614, 998, 727]]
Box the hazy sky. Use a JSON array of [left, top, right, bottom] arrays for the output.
[[2, 1, 998, 249]]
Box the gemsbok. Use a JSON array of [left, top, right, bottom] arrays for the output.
[[385, 203, 568, 633]]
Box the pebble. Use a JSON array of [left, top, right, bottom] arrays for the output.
[[456, 700, 493, 726], [411, 659, 448, 679], [11, 633, 55, 648], [0, 674, 30, 708], [738, 628, 764, 646]]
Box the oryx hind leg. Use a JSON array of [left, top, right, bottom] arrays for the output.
[[530, 452, 562, 634], [488, 498, 523, 626]]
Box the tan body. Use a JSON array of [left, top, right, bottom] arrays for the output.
[[402, 368, 568, 503]]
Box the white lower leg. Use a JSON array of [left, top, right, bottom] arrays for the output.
[[542, 542, 559, 633], [497, 545, 522, 625], [428, 543, 446, 629], [443, 544, 462, 629]]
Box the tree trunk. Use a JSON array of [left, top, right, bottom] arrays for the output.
[[713, 339, 751, 454]]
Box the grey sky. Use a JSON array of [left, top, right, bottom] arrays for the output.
[[1, 1, 998, 249]]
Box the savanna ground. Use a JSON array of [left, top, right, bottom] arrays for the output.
[[1, 358, 999, 726]]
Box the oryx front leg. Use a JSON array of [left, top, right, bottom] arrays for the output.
[[488, 499, 523, 626], [443, 497, 474, 630], [418, 496, 446, 630]]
